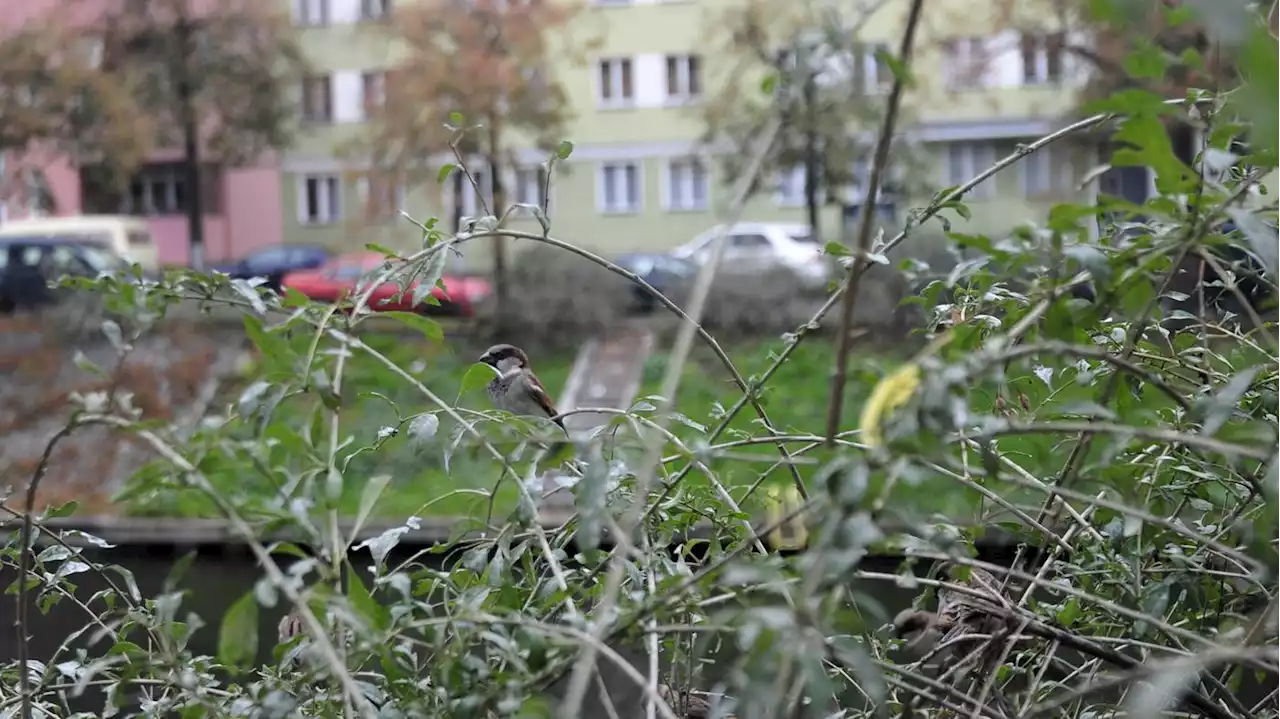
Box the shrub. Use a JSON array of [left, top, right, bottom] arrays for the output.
[[476, 242, 631, 350]]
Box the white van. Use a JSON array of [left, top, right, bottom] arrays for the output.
[[0, 215, 159, 271]]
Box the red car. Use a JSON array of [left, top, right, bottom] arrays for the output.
[[281, 251, 491, 317]]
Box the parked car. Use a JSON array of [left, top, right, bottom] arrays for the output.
[[282, 252, 492, 317], [0, 237, 134, 313], [670, 222, 831, 289], [211, 244, 330, 292], [0, 215, 159, 272], [614, 252, 698, 313]]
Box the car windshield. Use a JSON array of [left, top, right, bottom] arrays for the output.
[[78, 245, 129, 273], [787, 231, 818, 244]]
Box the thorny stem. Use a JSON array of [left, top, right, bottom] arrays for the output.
[[15, 423, 76, 719], [824, 0, 926, 446]]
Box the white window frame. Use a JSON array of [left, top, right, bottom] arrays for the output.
[[299, 174, 342, 225], [360, 0, 389, 21], [945, 142, 997, 200], [774, 165, 806, 207], [663, 157, 709, 211], [1020, 32, 1065, 86], [859, 43, 891, 94], [301, 75, 334, 123], [596, 57, 635, 108], [459, 167, 494, 217], [123, 167, 186, 216], [597, 161, 641, 214], [293, 0, 330, 27], [513, 165, 551, 213], [664, 54, 702, 102], [1020, 142, 1074, 198], [942, 36, 989, 89]]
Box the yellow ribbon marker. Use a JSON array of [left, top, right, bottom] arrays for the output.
[[765, 483, 808, 551], [858, 330, 955, 449]]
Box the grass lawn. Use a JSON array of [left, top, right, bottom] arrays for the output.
[[124, 320, 1228, 529]]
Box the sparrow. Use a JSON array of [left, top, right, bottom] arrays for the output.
[[478, 344, 567, 434], [657, 684, 735, 719], [892, 562, 1018, 718]]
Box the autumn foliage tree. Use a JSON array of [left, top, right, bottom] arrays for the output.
[[356, 0, 579, 335], [96, 0, 308, 267], [1, 0, 307, 267], [0, 20, 150, 210], [699, 0, 927, 241]]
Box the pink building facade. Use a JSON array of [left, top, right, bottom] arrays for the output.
[[0, 0, 285, 266]]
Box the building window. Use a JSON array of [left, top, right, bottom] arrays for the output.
[[300, 174, 341, 225], [1020, 32, 1065, 85], [598, 162, 640, 214], [665, 55, 702, 101], [301, 75, 333, 122], [597, 58, 634, 107], [293, 0, 329, 26], [79, 163, 219, 216], [945, 142, 997, 199], [362, 71, 386, 113], [358, 173, 404, 221], [459, 167, 494, 217], [775, 165, 806, 206], [514, 166, 548, 209], [361, 0, 389, 21], [856, 43, 892, 93], [1021, 143, 1073, 197], [665, 157, 708, 211], [942, 37, 990, 89]]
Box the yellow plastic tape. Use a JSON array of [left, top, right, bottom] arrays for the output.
[[765, 484, 808, 551]]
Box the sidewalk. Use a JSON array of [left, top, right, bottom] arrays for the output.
[[540, 323, 654, 510]]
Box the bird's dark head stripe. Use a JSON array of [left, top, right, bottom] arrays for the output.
[[478, 344, 528, 366]]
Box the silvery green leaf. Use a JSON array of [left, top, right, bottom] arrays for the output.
[[101, 319, 125, 351], [73, 350, 105, 376], [1226, 209, 1278, 277], [355, 525, 409, 567], [408, 414, 440, 454], [1033, 365, 1053, 387], [230, 278, 267, 315]]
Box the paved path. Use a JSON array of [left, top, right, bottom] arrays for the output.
[[540, 323, 654, 510]]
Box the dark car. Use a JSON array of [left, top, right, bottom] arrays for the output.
[[0, 238, 132, 313], [615, 252, 698, 313], [211, 245, 329, 292]]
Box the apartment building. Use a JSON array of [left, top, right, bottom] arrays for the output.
[[281, 0, 1103, 262]]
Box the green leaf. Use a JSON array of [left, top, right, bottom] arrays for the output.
[[1123, 40, 1167, 80], [346, 570, 388, 631], [350, 474, 391, 545], [45, 500, 78, 519], [574, 445, 610, 551], [1226, 209, 1278, 278], [365, 243, 399, 258], [555, 140, 574, 160], [823, 241, 851, 257], [381, 311, 444, 342], [217, 590, 259, 671], [461, 363, 500, 394], [760, 72, 778, 96], [448, 111, 465, 127], [437, 163, 456, 185], [1197, 367, 1260, 437]]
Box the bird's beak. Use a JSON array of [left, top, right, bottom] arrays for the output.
[[477, 352, 492, 365]]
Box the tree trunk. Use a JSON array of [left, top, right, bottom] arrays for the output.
[[486, 124, 510, 340], [176, 8, 205, 269], [802, 74, 821, 240]]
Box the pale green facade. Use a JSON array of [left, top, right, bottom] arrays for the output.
[[279, 0, 1100, 268]]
